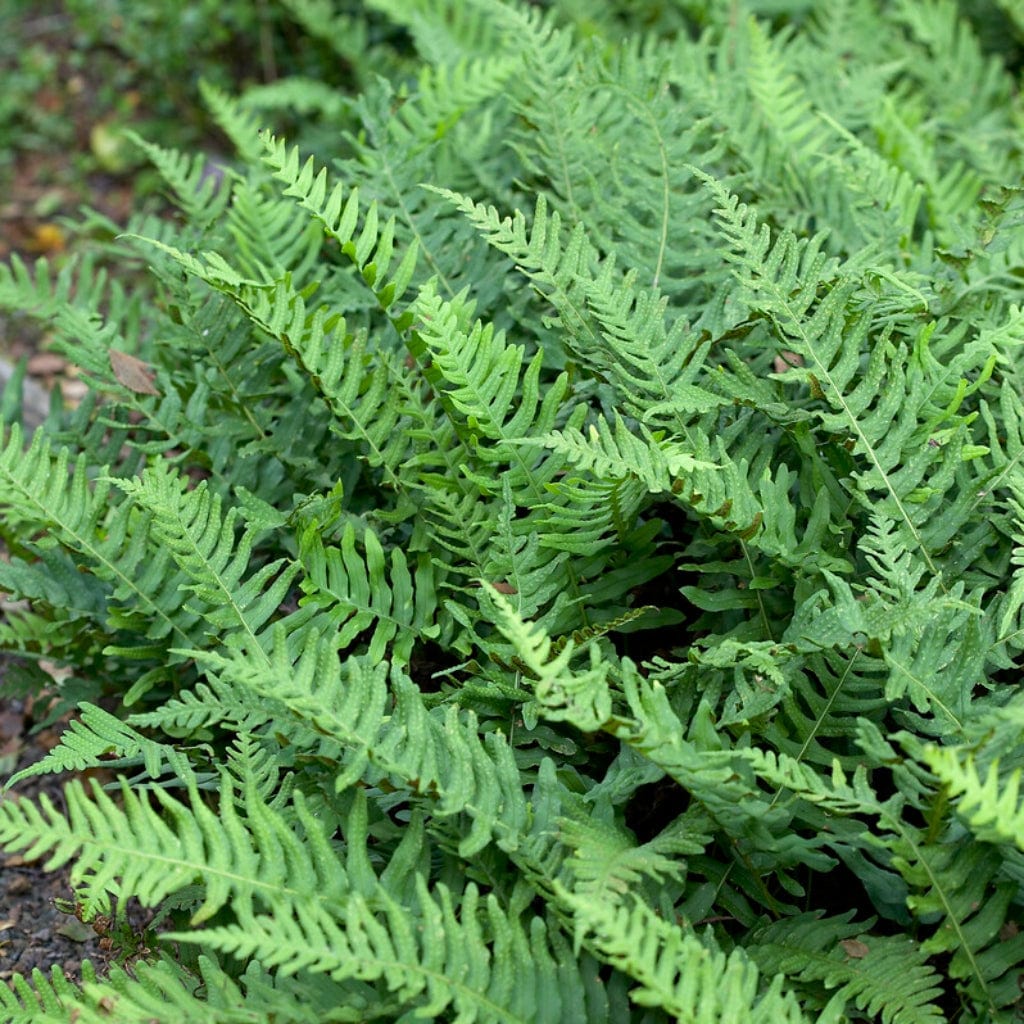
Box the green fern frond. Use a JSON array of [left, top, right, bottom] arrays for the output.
[[410, 282, 570, 502], [766, 650, 890, 768], [212, 274, 415, 488], [0, 956, 263, 1024], [519, 411, 716, 495], [125, 672, 287, 736], [195, 628, 529, 856], [534, 472, 649, 557], [239, 76, 348, 123], [369, 0, 512, 70], [260, 131, 419, 318], [561, 890, 811, 1023], [0, 772, 341, 922], [753, 735, 1024, 1016], [223, 182, 324, 283], [183, 879, 591, 1024], [5, 703, 195, 787], [697, 170, 996, 583], [114, 461, 299, 654], [0, 253, 146, 393], [485, 586, 615, 732], [393, 54, 521, 149], [0, 427, 203, 663], [298, 519, 439, 665], [482, 477, 574, 621], [199, 78, 266, 163], [721, 17, 832, 208], [428, 188, 605, 364], [278, 0, 377, 75], [558, 809, 705, 903], [924, 745, 1024, 850], [128, 132, 236, 226], [749, 911, 944, 1024]]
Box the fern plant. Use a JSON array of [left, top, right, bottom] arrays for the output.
[[3, 0, 1024, 1020]]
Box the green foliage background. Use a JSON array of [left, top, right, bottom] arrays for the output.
[[3, 0, 1024, 1020]]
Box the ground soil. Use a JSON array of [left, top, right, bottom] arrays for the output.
[[0, 662, 149, 987]]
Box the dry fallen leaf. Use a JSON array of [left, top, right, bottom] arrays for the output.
[[839, 938, 870, 959], [773, 350, 805, 374], [109, 348, 160, 396]]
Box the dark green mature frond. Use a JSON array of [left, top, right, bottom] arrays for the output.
[[491, 3, 721, 295], [753, 736, 1024, 1016], [900, 838, 1024, 1012], [432, 187, 717, 421], [534, 472, 650, 558], [767, 651, 891, 768]]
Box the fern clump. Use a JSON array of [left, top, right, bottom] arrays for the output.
[[3, 0, 1024, 1020]]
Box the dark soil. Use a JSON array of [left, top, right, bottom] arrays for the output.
[[0, 662, 117, 985]]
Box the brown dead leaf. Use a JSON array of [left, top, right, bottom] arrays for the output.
[[109, 348, 160, 396], [773, 350, 804, 374], [490, 582, 518, 595], [839, 938, 870, 959]]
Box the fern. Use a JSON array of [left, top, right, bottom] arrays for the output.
[[4, 1, 1024, 1020], [749, 912, 944, 1024]]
